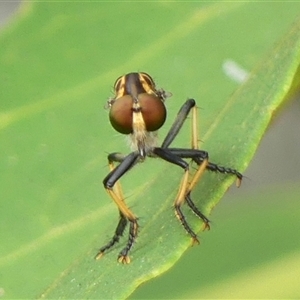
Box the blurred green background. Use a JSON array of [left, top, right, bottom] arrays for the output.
[[1, 2, 300, 299]]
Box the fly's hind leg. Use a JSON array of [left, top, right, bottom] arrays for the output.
[[185, 102, 243, 229], [185, 103, 211, 229], [153, 147, 199, 243], [159, 99, 210, 241], [167, 148, 210, 237], [185, 192, 210, 230]]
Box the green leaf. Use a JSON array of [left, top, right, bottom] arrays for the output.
[[131, 182, 300, 299], [1, 2, 300, 299]]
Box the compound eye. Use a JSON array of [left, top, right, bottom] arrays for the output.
[[109, 95, 133, 134], [139, 94, 166, 131]]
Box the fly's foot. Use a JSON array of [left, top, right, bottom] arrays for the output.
[[118, 254, 131, 264]]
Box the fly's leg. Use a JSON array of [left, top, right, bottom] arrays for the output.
[[153, 147, 208, 244], [95, 152, 140, 264]]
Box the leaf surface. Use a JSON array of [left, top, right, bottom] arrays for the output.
[[1, 2, 300, 299]]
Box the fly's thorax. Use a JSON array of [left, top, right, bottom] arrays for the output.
[[127, 131, 158, 155]]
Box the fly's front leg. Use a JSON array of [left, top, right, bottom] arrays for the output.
[[164, 148, 243, 187], [206, 161, 243, 187], [192, 156, 243, 187], [95, 153, 127, 260], [95, 151, 140, 263], [161, 99, 196, 149]]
